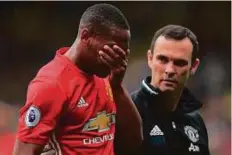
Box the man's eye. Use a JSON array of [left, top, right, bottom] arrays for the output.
[[174, 60, 188, 67], [157, 56, 168, 63]]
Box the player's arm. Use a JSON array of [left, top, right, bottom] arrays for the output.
[[13, 139, 44, 155], [13, 80, 67, 155], [99, 45, 143, 150], [112, 85, 143, 152]]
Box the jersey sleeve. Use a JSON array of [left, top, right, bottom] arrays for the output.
[[16, 79, 67, 145]]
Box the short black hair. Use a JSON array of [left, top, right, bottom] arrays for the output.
[[79, 3, 130, 34], [150, 25, 199, 63]]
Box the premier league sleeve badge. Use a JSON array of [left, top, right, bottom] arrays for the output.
[[25, 105, 41, 127]]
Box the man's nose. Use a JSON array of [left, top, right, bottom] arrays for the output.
[[165, 63, 176, 77]]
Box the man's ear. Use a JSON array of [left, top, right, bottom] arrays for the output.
[[80, 28, 92, 42], [147, 49, 153, 69], [190, 58, 200, 75]]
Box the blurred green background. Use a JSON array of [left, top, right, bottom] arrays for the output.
[[0, 1, 230, 155]]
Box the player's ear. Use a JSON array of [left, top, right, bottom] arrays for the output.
[[190, 58, 200, 75], [80, 28, 92, 42], [147, 49, 153, 69]]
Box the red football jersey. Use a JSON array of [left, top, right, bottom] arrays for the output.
[[17, 48, 116, 155]]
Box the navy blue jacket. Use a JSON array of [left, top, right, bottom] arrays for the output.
[[129, 76, 210, 155]]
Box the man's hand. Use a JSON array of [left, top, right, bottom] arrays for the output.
[[99, 44, 130, 88], [41, 144, 56, 155], [99, 44, 143, 151]]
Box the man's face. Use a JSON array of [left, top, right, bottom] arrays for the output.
[[88, 28, 130, 78], [148, 36, 199, 92]]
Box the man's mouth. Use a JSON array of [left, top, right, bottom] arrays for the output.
[[162, 79, 178, 84]]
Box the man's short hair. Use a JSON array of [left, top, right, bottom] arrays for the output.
[[150, 25, 199, 63], [79, 3, 130, 34]]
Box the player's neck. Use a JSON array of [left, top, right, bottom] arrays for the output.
[[64, 44, 94, 76]]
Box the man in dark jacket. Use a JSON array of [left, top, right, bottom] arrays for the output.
[[129, 25, 210, 155]]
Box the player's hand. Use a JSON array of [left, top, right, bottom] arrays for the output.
[[99, 44, 130, 88], [41, 144, 56, 155]]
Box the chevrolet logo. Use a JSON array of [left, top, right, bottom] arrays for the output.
[[83, 111, 116, 132]]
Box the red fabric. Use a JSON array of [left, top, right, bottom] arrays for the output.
[[16, 48, 116, 155]]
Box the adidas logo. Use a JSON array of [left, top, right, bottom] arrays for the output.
[[77, 97, 89, 108], [150, 125, 164, 136]]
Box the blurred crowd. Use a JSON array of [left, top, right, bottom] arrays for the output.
[[0, 2, 230, 155]]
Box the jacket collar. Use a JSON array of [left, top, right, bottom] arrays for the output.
[[141, 76, 203, 114]]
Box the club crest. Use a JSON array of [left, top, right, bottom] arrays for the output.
[[184, 125, 199, 143]]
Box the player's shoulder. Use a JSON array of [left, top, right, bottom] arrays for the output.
[[36, 57, 67, 81], [34, 59, 86, 95], [28, 76, 65, 99], [29, 60, 64, 92]]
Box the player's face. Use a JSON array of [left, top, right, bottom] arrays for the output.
[[89, 28, 130, 78], [148, 36, 199, 93]]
